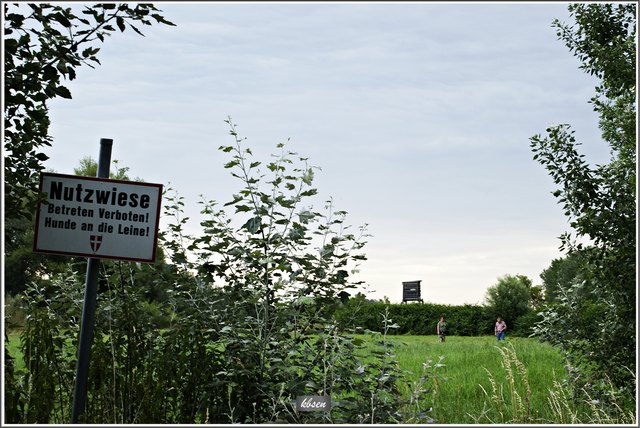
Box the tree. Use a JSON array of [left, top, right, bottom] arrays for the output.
[[154, 119, 413, 422], [73, 156, 137, 180], [484, 274, 533, 330], [3, 3, 175, 228], [530, 3, 636, 392], [528, 284, 545, 309], [539, 249, 593, 304]]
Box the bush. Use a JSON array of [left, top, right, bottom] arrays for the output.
[[511, 310, 543, 337], [334, 300, 495, 336], [4, 293, 27, 329]]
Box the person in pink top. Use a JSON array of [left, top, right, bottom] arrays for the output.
[[495, 317, 507, 341]]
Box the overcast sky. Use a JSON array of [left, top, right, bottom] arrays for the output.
[[42, 1, 611, 305]]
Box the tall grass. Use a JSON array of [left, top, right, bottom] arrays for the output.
[[7, 330, 635, 424], [380, 335, 567, 424], [383, 335, 636, 425], [546, 370, 637, 425]]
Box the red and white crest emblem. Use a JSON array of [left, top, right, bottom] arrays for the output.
[[89, 235, 103, 252]]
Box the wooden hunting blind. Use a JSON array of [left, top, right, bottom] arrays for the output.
[[402, 280, 423, 303]]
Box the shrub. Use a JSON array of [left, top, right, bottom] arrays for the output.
[[4, 293, 27, 329], [511, 310, 543, 337], [334, 300, 494, 336]]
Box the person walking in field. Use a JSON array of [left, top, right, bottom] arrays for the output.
[[437, 314, 447, 342], [495, 317, 507, 341]]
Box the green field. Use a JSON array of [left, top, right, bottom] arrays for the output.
[[6, 331, 568, 424], [5, 329, 24, 372], [375, 334, 567, 423]]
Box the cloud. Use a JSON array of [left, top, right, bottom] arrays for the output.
[[43, 2, 607, 304]]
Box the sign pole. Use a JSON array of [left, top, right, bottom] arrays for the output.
[[71, 138, 113, 423]]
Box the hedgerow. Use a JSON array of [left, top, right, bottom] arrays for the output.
[[334, 299, 500, 336]]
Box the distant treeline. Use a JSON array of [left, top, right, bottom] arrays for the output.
[[334, 297, 539, 337]]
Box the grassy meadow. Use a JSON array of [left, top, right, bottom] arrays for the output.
[[5, 329, 24, 372], [6, 330, 571, 424], [361, 334, 568, 424]]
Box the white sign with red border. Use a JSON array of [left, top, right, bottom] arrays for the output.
[[33, 173, 163, 262]]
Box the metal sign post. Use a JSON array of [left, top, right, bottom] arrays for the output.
[[71, 138, 112, 423], [32, 137, 162, 422]]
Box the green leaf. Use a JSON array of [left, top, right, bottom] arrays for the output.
[[224, 194, 243, 206], [42, 65, 57, 81], [336, 269, 348, 283], [82, 47, 100, 58], [302, 168, 314, 185], [242, 216, 262, 234], [56, 60, 68, 73], [298, 210, 314, 224], [116, 16, 126, 32], [55, 86, 72, 99], [128, 23, 145, 36], [224, 160, 240, 169], [52, 12, 71, 27], [151, 13, 176, 26]]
